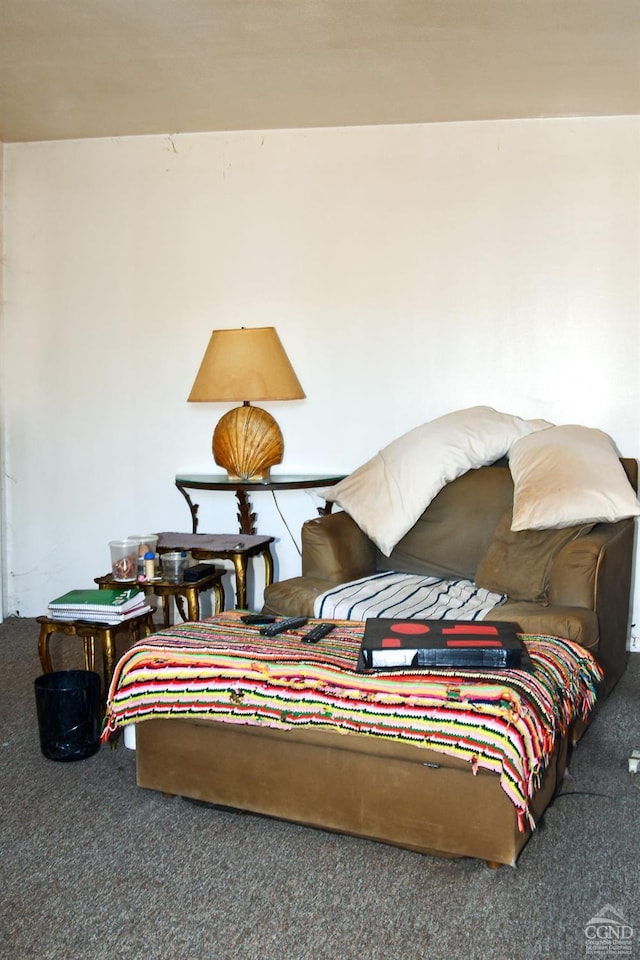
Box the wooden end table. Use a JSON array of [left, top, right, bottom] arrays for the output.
[[36, 609, 155, 693], [95, 567, 224, 627], [156, 533, 274, 610]]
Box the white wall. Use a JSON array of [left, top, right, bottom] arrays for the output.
[[2, 117, 639, 637], [0, 143, 5, 619]]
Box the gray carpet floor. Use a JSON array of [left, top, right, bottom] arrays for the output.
[[1, 616, 639, 960]]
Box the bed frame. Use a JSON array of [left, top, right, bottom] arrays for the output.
[[135, 716, 569, 867]]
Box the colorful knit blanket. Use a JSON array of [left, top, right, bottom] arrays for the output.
[[102, 612, 602, 830]]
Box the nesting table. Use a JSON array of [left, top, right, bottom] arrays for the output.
[[94, 567, 224, 627], [36, 609, 155, 693], [156, 532, 274, 610]]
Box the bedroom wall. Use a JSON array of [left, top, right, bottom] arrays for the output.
[[2, 116, 639, 643]]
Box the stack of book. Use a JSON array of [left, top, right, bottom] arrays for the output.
[[47, 588, 152, 625]]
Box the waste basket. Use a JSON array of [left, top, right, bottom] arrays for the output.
[[34, 670, 102, 761]]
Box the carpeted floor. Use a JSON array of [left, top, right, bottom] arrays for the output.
[[1, 616, 639, 960]]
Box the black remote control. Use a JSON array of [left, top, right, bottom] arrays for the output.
[[301, 623, 336, 643], [241, 614, 276, 625], [260, 616, 308, 637]]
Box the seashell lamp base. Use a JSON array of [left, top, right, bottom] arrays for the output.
[[212, 404, 284, 480]]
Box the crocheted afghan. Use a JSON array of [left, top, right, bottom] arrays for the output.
[[102, 612, 602, 830]]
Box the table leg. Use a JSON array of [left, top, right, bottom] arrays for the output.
[[261, 545, 274, 588], [235, 491, 257, 535], [184, 588, 200, 622], [130, 615, 154, 644], [38, 621, 95, 676], [213, 581, 224, 613], [161, 596, 172, 628], [38, 622, 54, 674], [231, 553, 249, 609], [175, 482, 200, 533], [101, 629, 117, 691], [82, 636, 96, 672]]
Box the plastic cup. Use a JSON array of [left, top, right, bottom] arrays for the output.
[[128, 534, 159, 559], [128, 534, 159, 574], [109, 539, 139, 581], [161, 551, 187, 582]]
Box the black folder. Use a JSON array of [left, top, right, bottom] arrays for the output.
[[357, 619, 529, 672]]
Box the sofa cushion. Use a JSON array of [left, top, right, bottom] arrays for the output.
[[377, 465, 515, 580], [509, 425, 640, 531], [475, 508, 594, 602], [322, 406, 551, 556]]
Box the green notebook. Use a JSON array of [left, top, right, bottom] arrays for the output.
[[48, 588, 144, 613]]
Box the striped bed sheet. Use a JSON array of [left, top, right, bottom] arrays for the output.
[[313, 571, 505, 621], [103, 611, 602, 831]]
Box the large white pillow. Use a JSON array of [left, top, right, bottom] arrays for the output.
[[509, 425, 640, 531], [322, 406, 551, 556]]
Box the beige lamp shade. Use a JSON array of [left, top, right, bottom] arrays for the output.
[[187, 326, 305, 480], [187, 327, 305, 403]]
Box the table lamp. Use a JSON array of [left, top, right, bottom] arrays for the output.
[[187, 326, 305, 480]]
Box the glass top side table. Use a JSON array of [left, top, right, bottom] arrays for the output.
[[174, 473, 345, 535]]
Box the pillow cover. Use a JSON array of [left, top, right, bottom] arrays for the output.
[[321, 406, 552, 556], [475, 508, 593, 602], [509, 425, 640, 531]]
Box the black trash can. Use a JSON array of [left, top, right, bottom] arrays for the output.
[[34, 670, 102, 762]]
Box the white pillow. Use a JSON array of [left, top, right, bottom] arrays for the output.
[[509, 425, 640, 531], [322, 406, 552, 556]]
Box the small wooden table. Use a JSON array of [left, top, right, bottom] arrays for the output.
[[156, 532, 274, 610], [36, 609, 155, 693], [95, 568, 225, 627]]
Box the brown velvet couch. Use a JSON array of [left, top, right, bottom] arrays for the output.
[[264, 458, 638, 696]]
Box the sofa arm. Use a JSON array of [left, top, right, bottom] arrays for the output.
[[548, 518, 635, 695], [301, 511, 377, 583], [548, 520, 633, 609]]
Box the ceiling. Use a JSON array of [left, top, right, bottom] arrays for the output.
[[1, 0, 639, 143]]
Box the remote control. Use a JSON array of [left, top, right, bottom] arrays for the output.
[[241, 613, 276, 625], [260, 616, 308, 637], [301, 623, 336, 643]]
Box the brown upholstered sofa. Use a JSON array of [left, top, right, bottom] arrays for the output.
[[264, 458, 638, 696]]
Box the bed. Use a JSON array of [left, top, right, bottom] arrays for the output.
[[103, 612, 602, 866]]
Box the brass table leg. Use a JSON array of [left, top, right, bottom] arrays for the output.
[[180, 578, 224, 617], [213, 581, 224, 613], [37, 621, 54, 674], [261, 545, 274, 588], [184, 587, 200, 622], [100, 628, 117, 691], [225, 549, 273, 609], [82, 636, 96, 672], [231, 553, 249, 609], [36, 613, 154, 695], [161, 595, 172, 627], [37, 619, 95, 675]]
